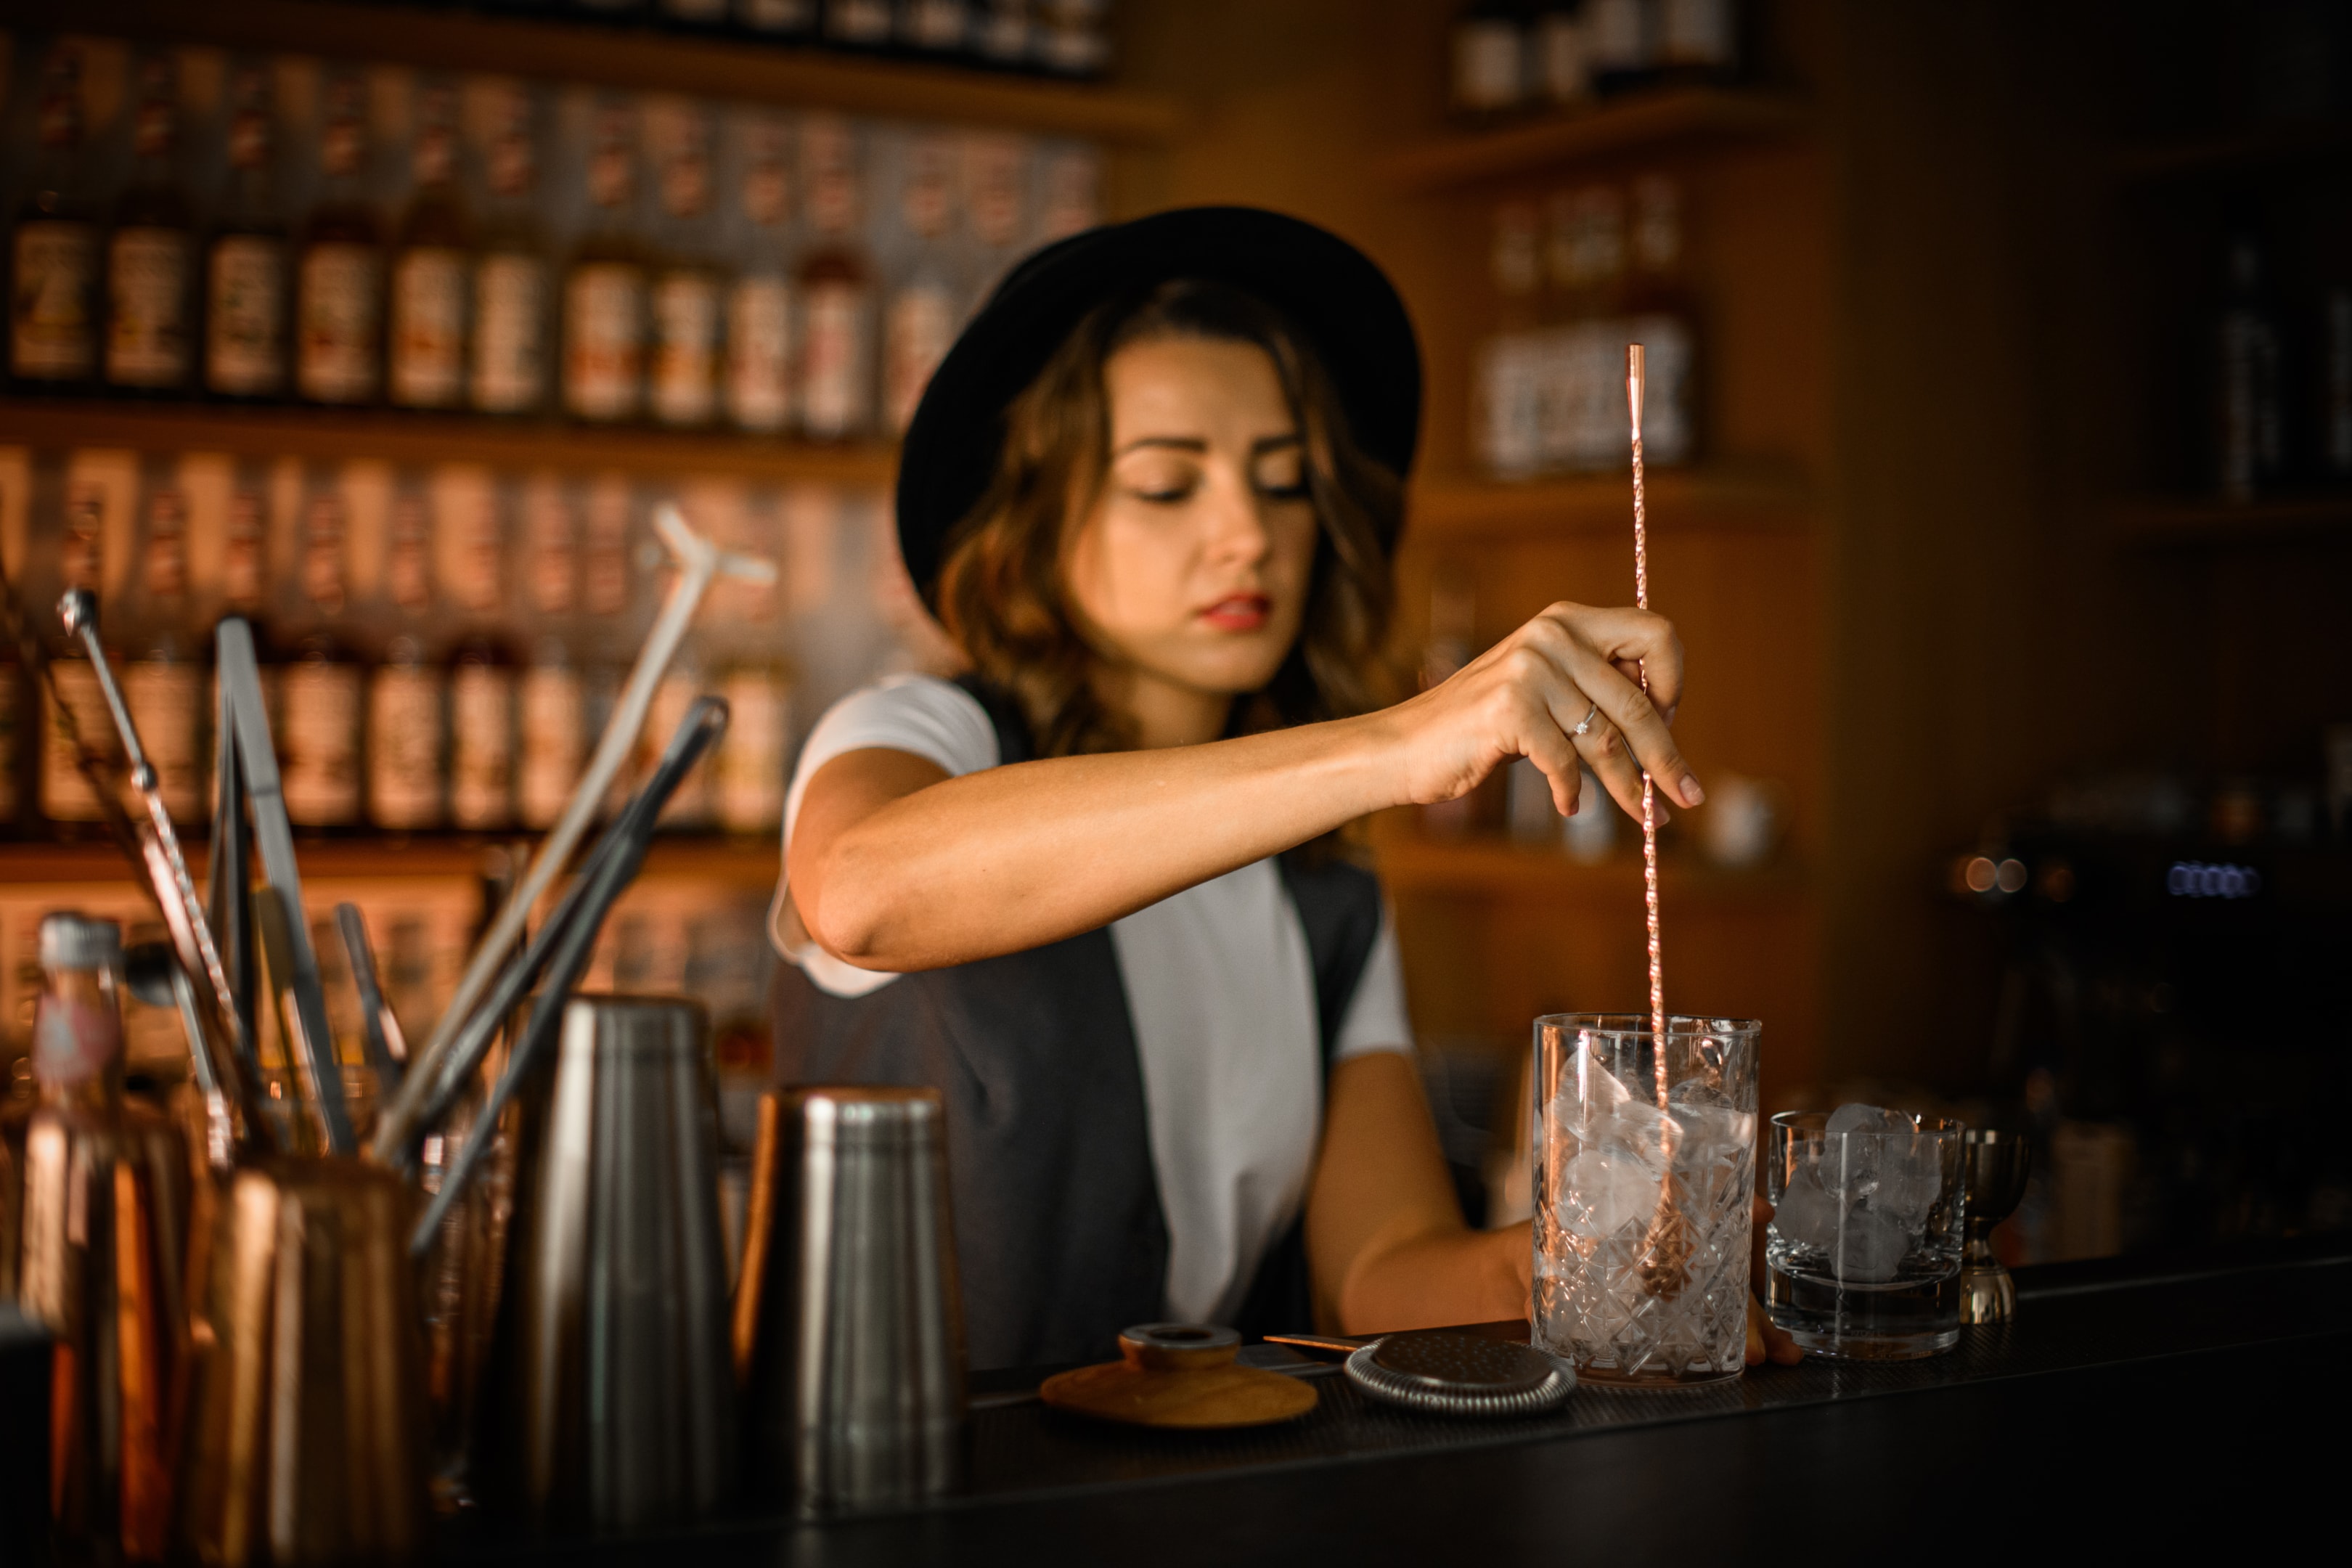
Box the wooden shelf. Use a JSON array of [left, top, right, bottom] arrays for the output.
[[0, 835, 780, 892], [2110, 493, 2352, 550], [9, 0, 1184, 143], [1384, 89, 1811, 194], [1371, 828, 1805, 905], [1409, 465, 1811, 541], [0, 397, 899, 486], [2110, 120, 2352, 184]]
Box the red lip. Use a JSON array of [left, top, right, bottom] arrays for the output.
[[1197, 594, 1271, 631]]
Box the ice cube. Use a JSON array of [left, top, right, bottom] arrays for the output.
[[1832, 1205, 1916, 1283], [1825, 1102, 1913, 1144], [1873, 1132, 1945, 1229], [1771, 1166, 1839, 1251], [1823, 1103, 1915, 1201], [1557, 1143, 1664, 1241]]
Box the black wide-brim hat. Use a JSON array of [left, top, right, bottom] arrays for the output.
[[895, 205, 1423, 603]]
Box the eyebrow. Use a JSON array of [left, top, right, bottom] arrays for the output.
[[1111, 433, 1303, 458]]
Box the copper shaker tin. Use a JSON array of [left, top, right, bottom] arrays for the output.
[[734, 1087, 967, 1519], [173, 1158, 430, 1567], [504, 996, 735, 1535]]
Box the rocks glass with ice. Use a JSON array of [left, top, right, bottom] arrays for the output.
[[1531, 1013, 1761, 1386], [1764, 1107, 1967, 1358]]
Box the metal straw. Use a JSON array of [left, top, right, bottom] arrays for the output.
[[372, 505, 772, 1166]]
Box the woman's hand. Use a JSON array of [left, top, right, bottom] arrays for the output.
[[1747, 1193, 1803, 1365], [1375, 600, 1701, 825]]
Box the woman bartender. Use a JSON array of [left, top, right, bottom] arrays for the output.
[[769, 207, 1792, 1373]]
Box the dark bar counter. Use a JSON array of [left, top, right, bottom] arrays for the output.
[[454, 1240, 2348, 1564]]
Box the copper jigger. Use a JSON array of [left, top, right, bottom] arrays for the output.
[[733, 1087, 967, 1519], [497, 996, 735, 1536], [174, 1158, 431, 1567], [1959, 1128, 2033, 1324]]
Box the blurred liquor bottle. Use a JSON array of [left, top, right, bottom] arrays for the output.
[[1657, 0, 1741, 85], [718, 662, 791, 835], [205, 67, 290, 403], [973, 0, 1037, 70], [883, 132, 963, 436], [648, 102, 724, 430], [295, 73, 386, 408], [1530, 0, 1596, 112], [899, 0, 975, 58], [564, 98, 649, 425], [1585, 0, 1657, 96], [1625, 172, 1697, 467], [11, 48, 99, 392], [446, 487, 518, 833], [963, 130, 1031, 295], [1450, 0, 1530, 123], [369, 489, 444, 831], [738, 0, 821, 40], [121, 472, 203, 823], [2213, 234, 2284, 503], [1419, 567, 1480, 839], [39, 483, 120, 833], [823, 0, 899, 52], [727, 113, 796, 434], [279, 482, 367, 830], [389, 83, 474, 413], [797, 116, 876, 441], [1472, 202, 1543, 481], [1035, 0, 1113, 79], [472, 81, 552, 417], [518, 478, 584, 831], [105, 57, 197, 398]]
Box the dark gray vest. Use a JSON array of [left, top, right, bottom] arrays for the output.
[[770, 678, 1384, 1371]]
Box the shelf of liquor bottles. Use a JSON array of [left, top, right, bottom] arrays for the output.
[[1410, 463, 1810, 541], [1388, 86, 1810, 194], [0, 0, 1180, 144], [0, 833, 780, 891], [0, 396, 899, 487], [1367, 811, 1805, 905]]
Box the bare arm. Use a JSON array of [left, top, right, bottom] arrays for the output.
[[790, 602, 1699, 972], [1303, 1051, 1528, 1334]]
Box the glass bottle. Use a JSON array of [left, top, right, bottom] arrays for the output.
[[205, 66, 290, 402], [796, 117, 875, 441], [823, 0, 898, 51], [369, 490, 444, 830], [962, 131, 1031, 290], [519, 636, 584, 830], [1450, 0, 1530, 123], [278, 486, 365, 829], [470, 82, 550, 417], [737, 0, 820, 41], [12, 912, 186, 1563], [388, 83, 473, 412], [11, 48, 99, 390], [2215, 234, 2285, 504], [727, 113, 795, 434], [717, 662, 790, 835], [1625, 173, 1699, 467], [295, 73, 385, 407], [105, 57, 197, 396], [882, 132, 963, 436], [122, 478, 203, 822], [1657, 0, 1740, 84], [1587, 0, 1658, 96], [1034, 0, 1111, 78], [898, 0, 973, 56], [973, 0, 1036, 68], [564, 99, 648, 425], [648, 103, 722, 429], [1530, 0, 1594, 110], [446, 489, 515, 832], [41, 485, 122, 833]]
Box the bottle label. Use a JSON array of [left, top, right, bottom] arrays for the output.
[[11, 221, 97, 379], [297, 242, 383, 403], [717, 671, 788, 833], [650, 269, 719, 427], [740, 0, 816, 30], [388, 494, 433, 610], [280, 663, 363, 825], [206, 235, 285, 395], [41, 663, 120, 822], [106, 226, 192, 386], [125, 661, 203, 822], [519, 665, 584, 830], [727, 274, 793, 433], [965, 137, 1026, 250], [800, 279, 872, 440], [450, 665, 515, 830], [528, 491, 578, 616], [828, 0, 893, 44], [390, 245, 468, 408], [585, 488, 632, 618], [368, 667, 443, 830], [473, 252, 545, 412], [648, 673, 711, 825], [33, 994, 121, 1087], [884, 281, 956, 436], [1452, 21, 1524, 111], [223, 492, 269, 608], [565, 263, 644, 421], [906, 0, 971, 50], [1538, 17, 1593, 103]]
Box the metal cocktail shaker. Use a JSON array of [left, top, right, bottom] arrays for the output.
[[733, 1087, 966, 1519], [504, 996, 735, 1536]]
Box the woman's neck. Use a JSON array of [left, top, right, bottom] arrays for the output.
[[1100, 663, 1232, 750]]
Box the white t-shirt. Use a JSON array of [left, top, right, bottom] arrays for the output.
[[769, 674, 1413, 1326]]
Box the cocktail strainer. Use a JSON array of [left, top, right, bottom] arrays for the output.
[[1343, 1331, 1575, 1418]]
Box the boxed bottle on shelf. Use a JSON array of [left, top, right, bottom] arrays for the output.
[[1, 33, 1106, 441], [1446, 0, 1743, 123]]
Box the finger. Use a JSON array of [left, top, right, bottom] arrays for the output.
[[1746, 1294, 1769, 1366], [1570, 653, 1703, 809], [1765, 1312, 1804, 1365], [1572, 716, 1670, 826], [1518, 706, 1585, 817]]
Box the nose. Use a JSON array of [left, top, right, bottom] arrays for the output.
[[1200, 462, 1272, 569]]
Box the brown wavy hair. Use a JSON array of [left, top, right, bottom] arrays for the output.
[[933, 279, 1405, 758]]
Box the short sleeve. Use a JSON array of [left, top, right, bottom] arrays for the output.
[[1332, 907, 1413, 1062], [768, 674, 1000, 988]]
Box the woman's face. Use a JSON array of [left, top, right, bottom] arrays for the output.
[[1064, 335, 1319, 710]]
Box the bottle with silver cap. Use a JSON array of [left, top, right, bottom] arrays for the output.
[[2, 912, 190, 1559]]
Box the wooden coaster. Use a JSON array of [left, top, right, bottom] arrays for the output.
[[1039, 1323, 1319, 1429]]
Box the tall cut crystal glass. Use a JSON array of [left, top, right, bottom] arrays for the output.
[[1530, 1013, 1761, 1386]]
